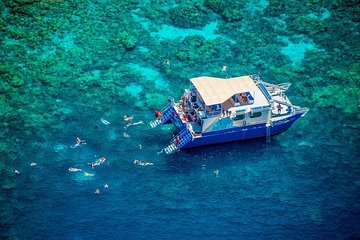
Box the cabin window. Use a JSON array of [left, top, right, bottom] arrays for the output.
[[234, 114, 245, 121], [249, 112, 262, 118]]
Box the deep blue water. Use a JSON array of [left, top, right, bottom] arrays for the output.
[[1, 0, 360, 239], [2, 110, 360, 239]]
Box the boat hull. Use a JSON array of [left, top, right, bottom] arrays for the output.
[[181, 113, 303, 149]]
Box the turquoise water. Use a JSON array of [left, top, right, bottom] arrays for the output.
[[1, 0, 359, 239]]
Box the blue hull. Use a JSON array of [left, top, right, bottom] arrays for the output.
[[181, 113, 302, 149]]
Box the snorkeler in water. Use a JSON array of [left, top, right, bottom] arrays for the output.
[[125, 121, 144, 129], [88, 157, 106, 169], [123, 115, 133, 121], [100, 118, 111, 125], [68, 167, 82, 172], [70, 137, 86, 148], [134, 159, 154, 166]]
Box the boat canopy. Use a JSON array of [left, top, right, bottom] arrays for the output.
[[190, 76, 260, 105]]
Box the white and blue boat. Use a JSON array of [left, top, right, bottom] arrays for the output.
[[150, 75, 309, 154]]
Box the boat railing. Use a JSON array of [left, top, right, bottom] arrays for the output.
[[294, 107, 310, 117], [205, 110, 222, 118], [261, 81, 292, 92], [170, 127, 194, 149]]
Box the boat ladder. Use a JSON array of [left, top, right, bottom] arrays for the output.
[[149, 103, 177, 128], [266, 122, 271, 143], [149, 119, 162, 128], [164, 128, 193, 154]]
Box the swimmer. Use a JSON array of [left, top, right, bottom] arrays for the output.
[[221, 65, 227, 72], [14, 169, 20, 175], [98, 157, 106, 164], [126, 121, 144, 128], [89, 157, 106, 168], [214, 169, 219, 177], [104, 184, 109, 189], [123, 115, 133, 121], [100, 117, 110, 125], [123, 132, 130, 138], [134, 159, 154, 166], [164, 59, 171, 65], [70, 137, 86, 148], [84, 172, 94, 177], [68, 167, 82, 172], [139, 144, 142, 150], [30, 162, 37, 167], [95, 189, 100, 195]]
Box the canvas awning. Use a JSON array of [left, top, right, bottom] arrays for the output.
[[190, 76, 259, 105]]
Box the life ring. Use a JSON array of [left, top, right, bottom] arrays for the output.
[[243, 120, 246, 125]]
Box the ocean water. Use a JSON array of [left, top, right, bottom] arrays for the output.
[[1, 0, 359, 239]]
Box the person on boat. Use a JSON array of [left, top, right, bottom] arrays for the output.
[[277, 103, 283, 114], [287, 106, 292, 114], [187, 122, 193, 132], [68, 167, 82, 172], [155, 110, 162, 120], [95, 189, 100, 195], [123, 115, 133, 121], [175, 136, 180, 145], [184, 106, 189, 114], [134, 159, 154, 166], [71, 137, 86, 148], [14, 169, 20, 175]]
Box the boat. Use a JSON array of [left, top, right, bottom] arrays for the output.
[[150, 74, 309, 154]]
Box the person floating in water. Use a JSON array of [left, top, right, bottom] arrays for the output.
[[89, 157, 106, 169], [71, 137, 86, 148], [123, 132, 130, 138], [164, 59, 171, 65], [104, 184, 109, 189], [214, 169, 219, 177], [84, 172, 94, 177], [125, 121, 144, 129], [68, 167, 82, 172], [14, 169, 20, 175], [100, 117, 110, 125], [123, 115, 133, 121], [134, 159, 154, 166], [95, 189, 100, 195]]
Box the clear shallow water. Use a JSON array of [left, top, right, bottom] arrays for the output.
[[1, 0, 359, 239]]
